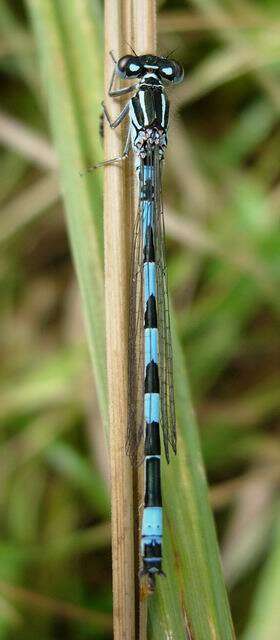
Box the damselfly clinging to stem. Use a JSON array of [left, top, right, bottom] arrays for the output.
[[86, 50, 184, 592]]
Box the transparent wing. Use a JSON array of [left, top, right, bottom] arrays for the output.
[[126, 169, 145, 466], [154, 151, 177, 463]]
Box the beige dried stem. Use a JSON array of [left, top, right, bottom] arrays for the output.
[[104, 1, 156, 639]]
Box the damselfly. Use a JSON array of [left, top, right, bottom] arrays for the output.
[[88, 51, 184, 591]]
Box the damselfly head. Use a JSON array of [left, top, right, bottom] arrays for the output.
[[116, 54, 184, 84]]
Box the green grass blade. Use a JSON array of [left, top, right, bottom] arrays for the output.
[[26, 0, 108, 432], [149, 326, 235, 639], [242, 509, 280, 640]]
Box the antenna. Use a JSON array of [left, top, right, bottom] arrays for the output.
[[125, 41, 138, 56]]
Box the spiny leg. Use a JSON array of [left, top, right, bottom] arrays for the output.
[[102, 100, 129, 129], [108, 50, 137, 98], [80, 127, 131, 174], [81, 52, 134, 175]]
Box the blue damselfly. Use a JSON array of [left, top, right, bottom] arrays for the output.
[[87, 51, 184, 592]]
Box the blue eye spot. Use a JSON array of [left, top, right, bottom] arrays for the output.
[[129, 63, 140, 72], [162, 67, 173, 76]]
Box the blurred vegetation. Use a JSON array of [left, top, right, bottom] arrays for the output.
[[0, 0, 279, 638]]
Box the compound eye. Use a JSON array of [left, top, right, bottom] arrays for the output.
[[172, 62, 184, 84], [159, 60, 184, 83], [117, 56, 142, 78], [117, 56, 131, 77], [161, 66, 174, 77], [129, 62, 140, 73]]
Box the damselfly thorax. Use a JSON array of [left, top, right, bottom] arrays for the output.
[[129, 75, 169, 160]]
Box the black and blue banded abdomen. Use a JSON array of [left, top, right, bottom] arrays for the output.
[[141, 163, 163, 576]]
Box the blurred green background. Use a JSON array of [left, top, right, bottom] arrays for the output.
[[0, 0, 279, 638]]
